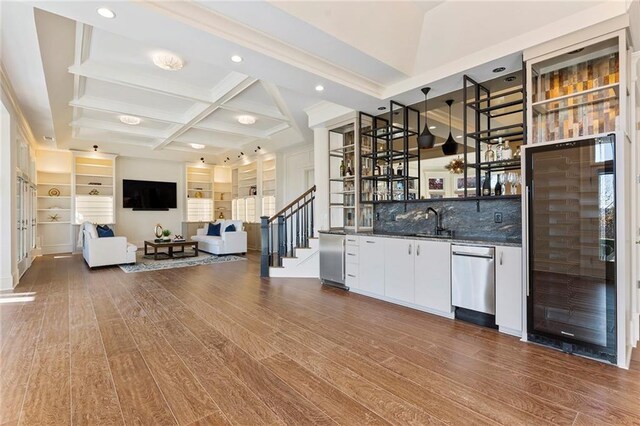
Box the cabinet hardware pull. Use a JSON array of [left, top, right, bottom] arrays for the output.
[[366, 240, 375, 244], [408, 244, 412, 255], [347, 253, 356, 256], [500, 251, 503, 265], [347, 274, 356, 278], [416, 245, 420, 256]]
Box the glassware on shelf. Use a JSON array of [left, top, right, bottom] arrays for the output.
[[495, 137, 504, 161], [484, 144, 495, 162], [502, 140, 513, 160]]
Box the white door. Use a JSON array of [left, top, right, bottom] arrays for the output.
[[495, 245, 523, 334], [359, 237, 385, 296], [384, 238, 415, 303], [414, 240, 451, 313]]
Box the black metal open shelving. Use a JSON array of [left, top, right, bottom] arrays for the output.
[[358, 101, 421, 203], [463, 74, 526, 197]]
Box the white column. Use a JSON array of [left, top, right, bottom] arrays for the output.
[[313, 127, 329, 231], [0, 100, 16, 290]]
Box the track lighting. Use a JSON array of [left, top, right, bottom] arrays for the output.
[[254, 146, 261, 153], [200, 157, 205, 164], [93, 145, 98, 152]]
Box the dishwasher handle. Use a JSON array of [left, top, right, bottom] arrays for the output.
[[452, 251, 494, 260]]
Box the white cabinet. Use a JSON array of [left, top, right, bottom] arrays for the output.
[[495, 245, 523, 336], [359, 237, 385, 295], [414, 240, 452, 314], [345, 236, 360, 290], [384, 239, 415, 303]]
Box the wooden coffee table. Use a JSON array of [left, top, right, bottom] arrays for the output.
[[144, 240, 199, 260]]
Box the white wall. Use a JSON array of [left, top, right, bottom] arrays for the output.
[[276, 142, 314, 209], [116, 157, 184, 248]]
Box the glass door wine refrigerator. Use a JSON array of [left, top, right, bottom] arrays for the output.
[[525, 135, 616, 364]]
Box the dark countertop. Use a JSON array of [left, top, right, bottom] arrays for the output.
[[318, 229, 522, 247]]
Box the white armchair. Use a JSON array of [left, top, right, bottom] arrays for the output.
[[191, 220, 247, 255], [81, 223, 137, 268]]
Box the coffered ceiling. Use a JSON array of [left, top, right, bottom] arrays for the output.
[[1, 0, 633, 164]]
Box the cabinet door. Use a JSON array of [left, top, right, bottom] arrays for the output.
[[384, 238, 415, 303], [414, 240, 451, 314], [495, 245, 523, 333], [358, 237, 385, 295]]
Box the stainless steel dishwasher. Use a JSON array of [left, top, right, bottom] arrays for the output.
[[451, 245, 495, 315]]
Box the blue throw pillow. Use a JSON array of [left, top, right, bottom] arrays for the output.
[[225, 224, 236, 232], [96, 225, 114, 238], [207, 222, 221, 236]]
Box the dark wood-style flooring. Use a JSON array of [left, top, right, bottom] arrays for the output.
[[1, 252, 639, 425]]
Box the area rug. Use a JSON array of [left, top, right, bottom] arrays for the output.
[[119, 252, 246, 273]]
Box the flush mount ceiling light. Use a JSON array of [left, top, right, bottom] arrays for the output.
[[377, 106, 386, 111], [119, 115, 141, 125], [97, 7, 115, 19], [237, 115, 256, 125], [505, 76, 517, 82], [492, 66, 506, 73], [417, 87, 436, 149], [429, 126, 436, 130], [43, 136, 55, 142], [456, 135, 462, 139], [315, 84, 324, 92], [152, 52, 184, 71], [231, 55, 243, 63], [441, 99, 459, 156], [190, 143, 205, 150]]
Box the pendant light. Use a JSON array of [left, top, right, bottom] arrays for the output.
[[417, 87, 436, 149], [442, 99, 459, 155]]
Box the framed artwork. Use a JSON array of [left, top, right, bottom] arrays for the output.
[[456, 176, 476, 191], [428, 178, 444, 191]]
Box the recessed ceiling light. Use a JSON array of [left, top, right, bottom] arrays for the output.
[[190, 143, 205, 150], [429, 126, 436, 130], [231, 55, 243, 63], [97, 7, 115, 19], [568, 48, 584, 55], [119, 115, 141, 125], [237, 115, 256, 125], [492, 67, 506, 73], [152, 52, 184, 71], [377, 106, 387, 111], [505, 76, 517, 82], [315, 85, 324, 92], [43, 136, 55, 142]]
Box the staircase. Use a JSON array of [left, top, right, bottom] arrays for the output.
[[260, 186, 318, 278]]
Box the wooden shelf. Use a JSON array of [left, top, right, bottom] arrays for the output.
[[38, 221, 71, 225], [38, 196, 71, 199]]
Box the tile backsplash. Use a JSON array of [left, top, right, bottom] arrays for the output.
[[373, 197, 521, 243]]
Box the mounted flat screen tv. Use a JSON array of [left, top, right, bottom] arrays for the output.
[[122, 179, 177, 210]]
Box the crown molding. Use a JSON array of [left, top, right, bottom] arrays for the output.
[[0, 63, 39, 149], [304, 101, 355, 129]]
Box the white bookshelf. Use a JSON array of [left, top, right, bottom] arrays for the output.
[[232, 156, 277, 223], [37, 170, 73, 254], [73, 153, 116, 225], [186, 164, 214, 222], [213, 166, 232, 220]]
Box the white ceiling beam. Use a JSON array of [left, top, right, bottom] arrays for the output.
[[264, 122, 291, 137], [70, 117, 168, 139], [218, 101, 288, 122], [192, 121, 270, 139], [260, 81, 304, 139], [153, 74, 258, 150], [70, 96, 186, 124], [68, 61, 226, 104]]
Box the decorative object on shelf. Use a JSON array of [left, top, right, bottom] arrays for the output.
[[494, 174, 503, 196], [48, 214, 60, 222], [154, 224, 164, 239], [445, 158, 465, 174], [417, 87, 436, 149], [194, 191, 203, 199], [340, 160, 345, 177], [173, 234, 185, 242], [502, 140, 513, 160], [48, 187, 61, 197], [484, 144, 495, 162], [442, 99, 459, 155], [88, 182, 102, 186], [249, 186, 257, 196], [514, 146, 521, 159], [88, 189, 100, 195], [218, 211, 225, 219], [162, 229, 172, 241]]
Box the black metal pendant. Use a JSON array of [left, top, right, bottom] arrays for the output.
[[441, 99, 458, 155], [417, 87, 435, 149]]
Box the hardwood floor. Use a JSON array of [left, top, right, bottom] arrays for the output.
[[1, 252, 639, 425]]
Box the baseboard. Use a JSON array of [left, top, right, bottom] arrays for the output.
[[0, 273, 15, 291]]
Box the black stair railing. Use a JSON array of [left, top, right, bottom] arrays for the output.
[[261, 185, 316, 277]]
